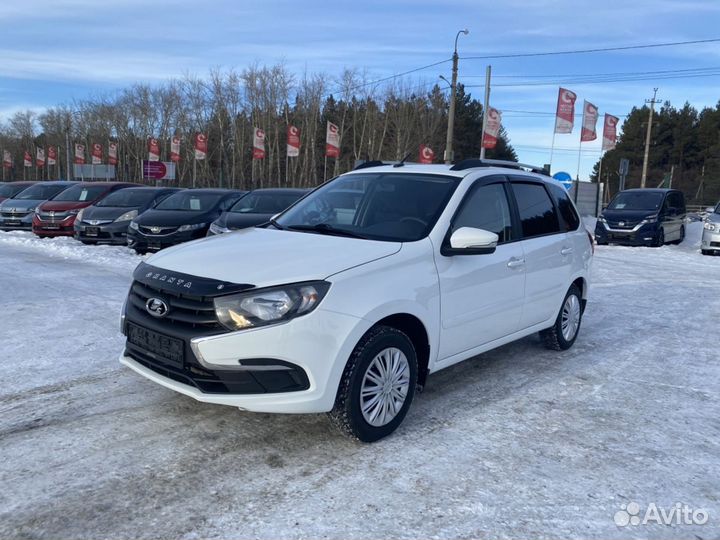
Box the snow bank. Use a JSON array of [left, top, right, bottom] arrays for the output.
[[0, 231, 144, 273]]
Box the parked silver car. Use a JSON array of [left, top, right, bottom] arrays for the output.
[[701, 202, 720, 255]]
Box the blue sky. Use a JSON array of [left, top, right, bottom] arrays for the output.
[[1, 0, 719, 179]]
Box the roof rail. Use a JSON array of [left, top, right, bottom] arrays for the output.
[[353, 159, 419, 170], [450, 159, 550, 176]]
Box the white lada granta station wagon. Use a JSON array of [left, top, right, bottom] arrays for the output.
[[120, 160, 593, 442]]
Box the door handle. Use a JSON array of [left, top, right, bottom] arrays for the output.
[[560, 247, 574, 256], [507, 257, 525, 269]]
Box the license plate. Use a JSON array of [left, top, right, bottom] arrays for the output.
[[5, 220, 20, 226], [44, 224, 60, 230], [86, 226, 99, 236], [148, 242, 162, 251], [126, 323, 183, 367]]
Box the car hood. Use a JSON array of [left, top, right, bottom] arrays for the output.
[[601, 209, 658, 222], [0, 198, 45, 212], [707, 213, 720, 224], [83, 206, 141, 220], [218, 212, 272, 230], [39, 200, 94, 212], [146, 227, 401, 287], [135, 209, 217, 227]]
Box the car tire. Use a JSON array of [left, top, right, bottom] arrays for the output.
[[675, 225, 685, 244], [540, 284, 584, 351], [653, 228, 665, 247], [328, 325, 418, 443], [701, 249, 711, 256], [596, 239, 608, 246]]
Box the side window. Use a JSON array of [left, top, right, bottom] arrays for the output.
[[451, 183, 513, 244], [511, 182, 561, 238], [547, 183, 580, 232]]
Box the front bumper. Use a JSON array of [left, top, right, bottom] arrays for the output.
[[594, 220, 659, 246], [75, 220, 132, 244], [32, 215, 77, 236], [127, 228, 207, 251], [0, 212, 33, 231], [701, 228, 720, 252], [121, 305, 369, 414]]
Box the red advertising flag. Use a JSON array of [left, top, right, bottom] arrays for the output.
[[325, 121, 340, 158], [419, 144, 435, 164], [287, 125, 300, 157], [74, 143, 85, 164], [481, 107, 503, 149], [602, 113, 619, 151], [47, 146, 57, 166], [194, 133, 207, 160], [24, 151, 32, 167], [170, 136, 181, 162], [253, 128, 266, 160], [580, 101, 599, 142], [2, 150, 12, 168], [148, 138, 160, 161], [91, 143, 103, 165], [108, 142, 118, 165], [36, 147, 46, 167], [554, 87, 577, 134]]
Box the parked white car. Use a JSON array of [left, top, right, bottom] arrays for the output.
[[120, 160, 593, 442], [701, 201, 720, 255]]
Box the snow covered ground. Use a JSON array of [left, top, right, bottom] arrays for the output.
[[1, 224, 719, 539]]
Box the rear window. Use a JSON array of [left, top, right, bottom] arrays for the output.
[[15, 184, 73, 201], [547, 183, 581, 231], [53, 185, 110, 202], [511, 182, 561, 238]]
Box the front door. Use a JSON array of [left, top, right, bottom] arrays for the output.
[[436, 180, 525, 360]]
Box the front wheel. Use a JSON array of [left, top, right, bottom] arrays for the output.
[[653, 228, 665, 247], [328, 326, 418, 442], [675, 225, 685, 245], [540, 284, 584, 351]]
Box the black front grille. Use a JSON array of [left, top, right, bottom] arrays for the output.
[[711, 241, 720, 248], [139, 225, 178, 235], [128, 280, 223, 330], [1, 211, 29, 218]]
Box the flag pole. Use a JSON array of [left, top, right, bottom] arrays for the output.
[[323, 156, 327, 182], [576, 139, 582, 181], [549, 129, 557, 171]]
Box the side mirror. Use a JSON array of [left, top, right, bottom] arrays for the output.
[[706, 207, 715, 214], [442, 227, 499, 255]]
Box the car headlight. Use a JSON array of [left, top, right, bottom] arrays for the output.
[[598, 216, 606, 223], [72, 209, 84, 221], [129, 221, 139, 231], [214, 281, 331, 331], [641, 215, 658, 224], [209, 222, 230, 234], [115, 209, 138, 222], [177, 222, 207, 232], [705, 221, 718, 231]]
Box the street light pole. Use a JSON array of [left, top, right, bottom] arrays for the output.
[[444, 29, 469, 164], [65, 119, 72, 181]]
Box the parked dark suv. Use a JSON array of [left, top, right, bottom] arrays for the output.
[[207, 188, 308, 235], [74, 186, 181, 245], [127, 189, 245, 253], [595, 188, 686, 247]]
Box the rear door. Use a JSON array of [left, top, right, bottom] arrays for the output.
[[436, 177, 526, 359], [509, 178, 571, 329]]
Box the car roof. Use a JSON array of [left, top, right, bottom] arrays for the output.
[[173, 188, 243, 194], [116, 186, 182, 192], [70, 181, 139, 187], [620, 188, 678, 193], [342, 163, 552, 183]]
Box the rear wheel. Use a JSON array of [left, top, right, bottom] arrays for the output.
[[540, 284, 583, 351], [328, 326, 418, 442]]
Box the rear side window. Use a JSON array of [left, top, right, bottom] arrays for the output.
[[547, 183, 581, 231], [511, 182, 561, 238], [452, 183, 513, 243]]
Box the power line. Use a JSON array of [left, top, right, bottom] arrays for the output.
[[464, 71, 720, 88], [461, 38, 720, 60], [461, 66, 720, 79]]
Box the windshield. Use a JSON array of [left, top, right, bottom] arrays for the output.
[[276, 172, 459, 242], [231, 192, 304, 214], [96, 189, 157, 207], [608, 191, 664, 211], [155, 191, 223, 211], [0, 183, 30, 198], [714, 202, 720, 214], [15, 184, 71, 201], [53, 185, 110, 202]]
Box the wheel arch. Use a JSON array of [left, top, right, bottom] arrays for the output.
[[372, 313, 431, 388]]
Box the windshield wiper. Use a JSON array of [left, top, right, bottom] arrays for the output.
[[286, 223, 366, 239], [268, 217, 285, 230]]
